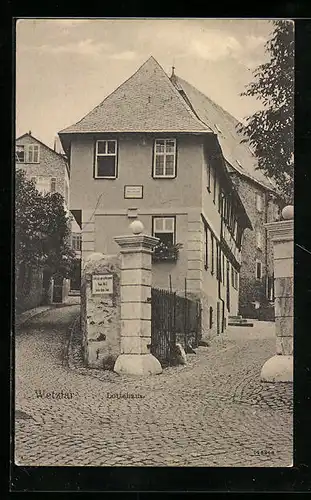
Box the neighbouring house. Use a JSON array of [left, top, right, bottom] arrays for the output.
[[58, 56, 253, 336], [167, 72, 282, 321], [228, 169, 281, 320], [15, 132, 71, 306]]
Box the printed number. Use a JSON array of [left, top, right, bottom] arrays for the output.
[[254, 450, 275, 455]]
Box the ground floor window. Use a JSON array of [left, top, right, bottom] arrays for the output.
[[256, 260, 263, 280], [152, 216, 175, 245], [72, 233, 82, 251], [36, 176, 51, 195]]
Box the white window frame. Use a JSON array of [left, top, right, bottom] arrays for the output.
[[27, 144, 40, 163], [152, 216, 175, 245], [95, 140, 117, 179], [255, 260, 263, 280], [256, 192, 263, 212], [153, 138, 176, 178]]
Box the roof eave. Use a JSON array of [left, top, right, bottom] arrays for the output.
[[228, 163, 277, 193], [59, 129, 210, 135]]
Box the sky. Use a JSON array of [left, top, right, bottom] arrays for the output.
[[16, 18, 274, 148]]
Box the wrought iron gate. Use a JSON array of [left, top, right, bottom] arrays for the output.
[[151, 288, 176, 367], [151, 287, 202, 366]]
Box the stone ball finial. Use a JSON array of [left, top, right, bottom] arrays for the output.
[[282, 205, 294, 220], [129, 220, 144, 234]]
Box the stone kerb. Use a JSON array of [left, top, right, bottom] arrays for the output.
[[261, 207, 294, 383], [113, 221, 163, 376], [81, 252, 121, 370]]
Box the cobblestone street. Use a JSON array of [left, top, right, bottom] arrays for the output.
[[15, 304, 293, 467]]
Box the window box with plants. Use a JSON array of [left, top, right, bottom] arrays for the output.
[[152, 242, 183, 262]]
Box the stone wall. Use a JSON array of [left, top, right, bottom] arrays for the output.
[[81, 254, 121, 370]]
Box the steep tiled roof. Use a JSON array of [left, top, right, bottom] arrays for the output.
[[59, 57, 210, 134], [172, 76, 276, 191]]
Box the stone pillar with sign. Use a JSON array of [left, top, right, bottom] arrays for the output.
[[260, 205, 294, 382], [81, 253, 121, 370], [113, 220, 163, 376]]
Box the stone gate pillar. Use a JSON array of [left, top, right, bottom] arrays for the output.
[[113, 220, 162, 376], [261, 205, 294, 382]]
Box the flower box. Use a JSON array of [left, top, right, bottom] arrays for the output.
[[152, 242, 182, 263]]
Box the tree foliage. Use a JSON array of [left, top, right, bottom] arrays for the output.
[[238, 20, 294, 203], [15, 169, 76, 278]]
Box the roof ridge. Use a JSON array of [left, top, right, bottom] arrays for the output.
[[174, 75, 275, 192], [150, 59, 212, 132], [176, 75, 242, 127]]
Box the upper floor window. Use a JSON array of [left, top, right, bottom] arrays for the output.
[[204, 223, 209, 270], [95, 140, 117, 179], [211, 234, 215, 275], [16, 145, 25, 162], [207, 163, 211, 192], [15, 144, 40, 163], [152, 216, 175, 246], [218, 188, 223, 214], [212, 166, 217, 203], [256, 192, 264, 212], [28, 144, 40, 163], [153, 139, 176, 178]]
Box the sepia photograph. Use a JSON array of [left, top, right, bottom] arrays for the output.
[[14, 18, 294, 468]]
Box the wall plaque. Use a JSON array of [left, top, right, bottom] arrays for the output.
[[92, 274, 113, 295], [124, 185, 143, 199]]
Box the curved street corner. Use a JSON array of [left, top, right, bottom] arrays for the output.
[[15, 304, 292, 467]]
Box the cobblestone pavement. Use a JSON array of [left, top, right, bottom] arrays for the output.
[[15, 307, 293, 467]]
